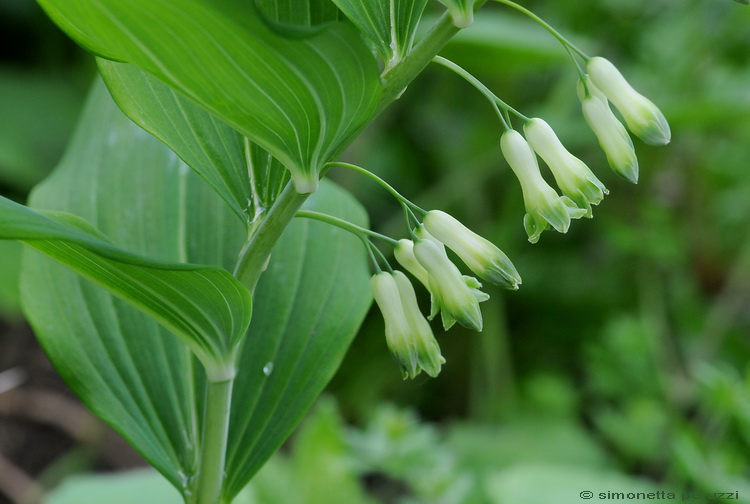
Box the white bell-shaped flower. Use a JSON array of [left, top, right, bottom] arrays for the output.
[[587, 56, 671, 146]]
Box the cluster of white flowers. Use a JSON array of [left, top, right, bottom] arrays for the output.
[[370, 210, 520, 378], [501, 57, 670, 243], [367, 56, 670, 378]]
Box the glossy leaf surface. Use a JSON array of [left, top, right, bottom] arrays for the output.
[[1, 194, 251, 373], [37, 0, 383, 192], [18, 81, 371, 500], [331, 0, 429, 64]]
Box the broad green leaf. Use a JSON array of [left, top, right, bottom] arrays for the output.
[[96, 59, 254, 224], [20, 81, 247, 488], [98, 59, 290, 227], [20, 81, 371, 500], [1, 195, 251, 376], [331, 0, 428, 66], [224, 179, 371, 500], [255, 0, 341, 32], [37, 0, 383, 193]]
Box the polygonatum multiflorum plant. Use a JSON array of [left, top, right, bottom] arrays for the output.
[[0, 1, 670, 502]]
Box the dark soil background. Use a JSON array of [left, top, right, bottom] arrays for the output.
[[0, 320, 146, 504]]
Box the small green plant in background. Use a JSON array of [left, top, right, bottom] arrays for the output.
[[5, 0, 746, 503]]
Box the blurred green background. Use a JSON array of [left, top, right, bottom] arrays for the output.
[[1, 0, 749, 503]]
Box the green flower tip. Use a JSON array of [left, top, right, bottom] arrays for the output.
[[412, 238, 486, 332], [501, 130, 586, 243], [524, 118, 608, 218], [587, 57, 671, 146], [423, 210, 521, 290], [370, 271, 444, 379], [392, 272, 445, 378]]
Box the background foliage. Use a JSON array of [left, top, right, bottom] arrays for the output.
[[1, 0, 749, 502]]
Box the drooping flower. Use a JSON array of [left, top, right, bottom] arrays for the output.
[[422, 210, 521, 289], [500, 129, 587, 243], [523, 118, 609, 217], [394, 238, 431, 288], [395, 237, 489, 331], [578, 77, 640, 184], [370, 271, 444, 379], [587, 56, 671, 146], [370, 272, 418, 378], [392, 271, 445, 378], [412, 238, 488, 331]]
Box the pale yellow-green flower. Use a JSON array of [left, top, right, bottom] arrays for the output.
[[501, 129, 586, 243], [394, 238, 430, 288], [412, 238, 488, 331], [523, 118, 609, 217], [422, 210, 521, 289], [392, 271, 445, 378], [587, 56, 671, 146], [371, 272, 418, 378], [578, 77, 639, 184], [370, 271, 444, 379]]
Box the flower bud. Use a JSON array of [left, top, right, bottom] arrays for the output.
[[394, 239, 431, 289], [523, 118, 609, 217], [370, 272, 418, 378], [437, 0, 474, 28], [413, 238, 487, 331], [578, 77, 640, 184], [392, 271, 445, 378], [587, 57, 670, 146], [500, 130, 587, 243], [422, 210, 521, 289], [370, 271, 445, 379]]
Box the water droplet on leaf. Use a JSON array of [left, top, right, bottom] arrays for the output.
[[263, 362, 274, 376]]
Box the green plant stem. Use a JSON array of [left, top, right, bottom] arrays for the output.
[[432, 56, 526, 127], [377, 0, 489, 111], [295, 210, 398, 245], [233, 4, 490, 293], [233, 182, 309, 293], [493, 0, 589, 59], [327, 162, 426, 215], [193, 378, 234, 504], [197, 0, 496, 504]]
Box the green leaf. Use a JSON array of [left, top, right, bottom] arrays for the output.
[[19, 80, 246, 489], [331, 0, 428, 65], [97, 59, 290, 226], [2, 194, 251, 376], [37, 0, 383, 193], [224, 180, 372, 500], [96, 60, 254, 224], [19, 81, 371, 500], [255, 0, 341, 34]]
